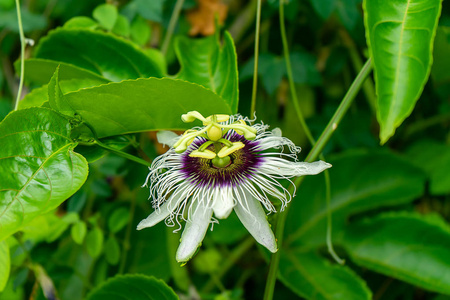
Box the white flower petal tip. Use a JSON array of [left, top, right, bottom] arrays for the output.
[[136, 209, 169, 230], [303, 160, 332, 175], [176, 204, 213, 263], [156, 131, 180, 148], [234, 193, 278, 253]]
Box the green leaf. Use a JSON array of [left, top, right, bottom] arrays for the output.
[[175, 32, 239, 113], [48, 66, 75, 116], [105, 236, 120, 265], [135, 0, 165, 22], [0, 241, 10, 292], [130, 16, 151, 46], [18, 59, 109, 86], [342, 212, 450, 295], [71, 221, 87, 245], [86, 227, 104, 258], [108, 207, 130, 233], [406, 140, 450, 195], [336, 0, 360, 31], [284, 151, 426, 247], [279, 250, 371, 300], [112, 15, 130, 37], [21, 211, 78, 243], [87, 274, 178, 300], [364, 0, 443, 143], [310, 0, 336, 19], [63, 16, 98, 30], [63, 78, 233, 138], [0, 108, 89, 241], [34, 28, 164, 81], [0, 7, 47, 33], [93, 3, 118, 31]]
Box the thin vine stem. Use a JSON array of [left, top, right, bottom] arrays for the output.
[[249, 0, 262, 116], [161, 0, 185, 55], [14, 0, 25, 111], [278, 0, 343, 265], [263, 58, 373, 300]]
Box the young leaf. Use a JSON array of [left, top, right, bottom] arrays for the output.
[[86, 227, 104, 258], [364, 0, 443, 143], [34, 28, 164, 81], [342, 212, 450, 295], [0, 108, 88, 241], [284, 151, 426, 247], [86, 274, 178, 300], [62, 78, 233, 138], [278, 250, 371, 300], [48, 66, 75, 116], [0, 241, 10, 292], [175, 32, 239, 113], [93, 3, 118, 31], [130, 16, 151, 46]]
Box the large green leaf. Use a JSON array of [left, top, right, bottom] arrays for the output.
[[364, 0, 443, 143], [18, 59, 109, 86], [86, 274, 178, 300], [406, 140, 450, 195], [342, 212, 450, 295], [279, 250, 371, 300], [175, 32, 239, 113], [63, 78, 233, 138], [284, 151, 426, 247], [0, 241, 9, 291], [34, 28, 164, 81], [0, 108, 88, 241]]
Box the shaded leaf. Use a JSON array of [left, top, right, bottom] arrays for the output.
[[0, 108, 89, 241], [135, 0, 165, 22], [279, 250, 371, 300], [342, 212, 450, 295], [130, 16, 151, 46], [310, 0, 336, 19], [86, 274, 178, 300], [34, 28, 164, 81], [364, 0, 443, 143], [105, 236, 120, 265], [175, 32, 239, 113], [86, 227, 104, 258], [71, 221, 87, 245], [0, 8, 47, 32], [63, 78, 233, 138], [108, 207, 130, 233], [284, 151, 426, 247]]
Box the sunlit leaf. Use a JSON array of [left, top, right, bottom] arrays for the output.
[[0, 241, 9, 291], [364, 0, 443, 143], [63, 78, 233, 138], [0, 108, 89, 241], [86, 274, 178, 300], [34, 28, 164, 81], [175, 32, 239, 113], [279, 250, 371, 300], [343, 212, 450, 295]]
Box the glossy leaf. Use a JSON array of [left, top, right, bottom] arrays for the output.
[[0, 241, 9, 291], [0, 108, 89, 241], [284, 151, 426, 247], [86, 274, 178, 300], [279, 250, 371, 300], [48, 67, 75, 116], [63, 78, 233, 138], [175, 32, 239, 113], [34, 28, 164, 81], [406, 140, 450, 195], [364, 0, 443, 143], [343, 212, 450, 294]]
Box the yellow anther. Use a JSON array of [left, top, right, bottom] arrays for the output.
[[189, 149, 217, 159], [217, 142, 245, 158]]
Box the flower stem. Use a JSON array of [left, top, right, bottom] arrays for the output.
[[249, 0, 262, 117], [263, 57, 373, 300], [14, 0, 25, 111], [161, 0, 185, 56]]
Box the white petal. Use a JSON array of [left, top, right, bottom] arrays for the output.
[[212, 187, 234, 219], [259, 159, 331, 177], [176, 202, 212, 262], [156, 131, 180, 147], [136, 193, 184, 230], [234, 191, 277, 253]]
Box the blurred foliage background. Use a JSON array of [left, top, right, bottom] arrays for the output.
[[0, 0, 450, 299]]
